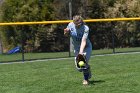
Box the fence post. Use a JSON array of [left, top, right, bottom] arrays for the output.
[[20, 29, 24, 62], [0, 36, 3, 54], [111, 22, 115, 53], [69, 0, 73, 57]]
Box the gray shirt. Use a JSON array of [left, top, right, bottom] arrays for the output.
[[67, 22, 92, 51]]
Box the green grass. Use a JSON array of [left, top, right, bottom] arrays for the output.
[[1, 47, 140, 62], [0, 53, 140, 93], [0, 52, 70, 62], [115, 47, 140, 53], [93, 47, 140, 55]]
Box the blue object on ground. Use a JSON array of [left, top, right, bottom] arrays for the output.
[[7, 46, 20, 54]]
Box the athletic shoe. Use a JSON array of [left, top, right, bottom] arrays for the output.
[[83, 80, 89, 85]]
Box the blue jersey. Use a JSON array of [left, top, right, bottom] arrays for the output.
[[67, 22, 92, 51]]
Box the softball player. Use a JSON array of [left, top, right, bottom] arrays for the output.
[[64, 15, 92, 85]]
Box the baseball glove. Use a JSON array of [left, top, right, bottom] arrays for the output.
[[76, 54, 87, 68]]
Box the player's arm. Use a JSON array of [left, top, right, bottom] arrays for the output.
[[79, 37, 86, 54], [64, 23, 71, 36], [79, 25, 89, 54], [64, 28, 70, 36]]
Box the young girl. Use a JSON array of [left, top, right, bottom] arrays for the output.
[[64, 15, 92, 85]]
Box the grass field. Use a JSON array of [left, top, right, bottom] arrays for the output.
[[0, 53, 140, 93], [1, 47, 140, 62]]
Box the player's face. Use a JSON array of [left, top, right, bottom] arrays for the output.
[[74, 20, 82, 27]]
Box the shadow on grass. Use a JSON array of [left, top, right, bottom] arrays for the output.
[[89, 80, 105, 85]]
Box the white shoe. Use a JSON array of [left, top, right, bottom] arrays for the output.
[[83, 80, 89, 85]]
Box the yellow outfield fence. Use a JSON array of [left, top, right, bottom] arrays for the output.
[[0, 17, 140, 26]]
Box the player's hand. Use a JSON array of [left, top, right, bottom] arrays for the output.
[[64, 28, 69, 36]]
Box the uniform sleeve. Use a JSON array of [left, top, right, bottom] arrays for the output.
[[83, 25, 89, 39], [67, 22, 72, 29], [66, 22, 73, 36]]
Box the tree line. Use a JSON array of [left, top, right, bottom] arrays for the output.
[[0, 0, 140, 52]]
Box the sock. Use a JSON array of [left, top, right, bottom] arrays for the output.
[[84, 73, 89, 80]]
